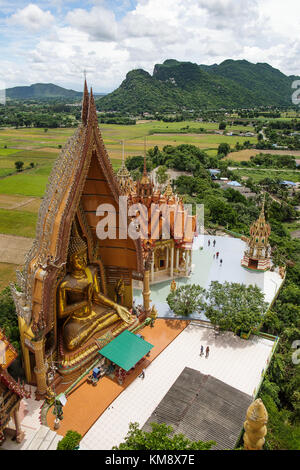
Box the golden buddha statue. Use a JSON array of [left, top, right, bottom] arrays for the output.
[[58, 224, 133, 351]]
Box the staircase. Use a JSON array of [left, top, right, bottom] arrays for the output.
[[23, 425, 62, 450]]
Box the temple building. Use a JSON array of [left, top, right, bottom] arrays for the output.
[[11, 81, 150, 397], [241, 201, 271, 271], [116, 158, 197, 284], [0, 329, 30, 444]]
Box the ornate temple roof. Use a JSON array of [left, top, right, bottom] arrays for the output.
[[11, 80, 143, 335], [249, 201, 271, 242]]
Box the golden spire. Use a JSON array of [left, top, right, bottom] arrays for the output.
[[116, 140, 134, 195], [140, 137, 150, 185], [87, 87, 98, 125], [164, 179, 173, 198], [81, 78, 89, 125], [250, 197, 270, 240], [243, 398, 268, 450]]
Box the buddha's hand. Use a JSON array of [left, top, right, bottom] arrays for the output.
[[115, 304, 132, 323]]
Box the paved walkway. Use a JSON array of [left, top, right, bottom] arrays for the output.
[[79, 323, 274, 450], [134, 235, 284, 319]]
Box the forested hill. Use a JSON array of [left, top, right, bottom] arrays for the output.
[[6, 83, 82, 99], [97, 59, 299, 113]]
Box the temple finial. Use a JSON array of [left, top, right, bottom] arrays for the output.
[[243, 398, 268, 450], [81, 78, 89, 125], [143, 137, 147, 176], [87, 87, 98, 125]]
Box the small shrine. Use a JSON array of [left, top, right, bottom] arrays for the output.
[[0, 329, 30, 444], [241, 200, 271, 271]]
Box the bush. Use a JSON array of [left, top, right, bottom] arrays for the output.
[[56, 430, 82, 450]]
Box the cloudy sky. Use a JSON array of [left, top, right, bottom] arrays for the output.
[[1, 0, 300, 92]]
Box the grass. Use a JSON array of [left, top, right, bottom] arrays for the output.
[[0, 208, 37, 238], [0, 263, 20, 290], [0, 169, 51, 197], [232, 169, 300, 183]]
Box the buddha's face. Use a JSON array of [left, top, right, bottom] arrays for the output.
[[70, 249, 87, 272]]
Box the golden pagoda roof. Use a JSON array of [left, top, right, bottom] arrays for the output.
[[249, 201, 271, 239], [164, 180, 173, 198]]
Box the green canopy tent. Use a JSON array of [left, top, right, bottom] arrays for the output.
[[98, 330, 154, 380]]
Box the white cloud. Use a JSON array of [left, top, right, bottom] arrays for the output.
[[7, 3, 54, 32], [1, 0, 300, 91], [66, 6, 118, 41]]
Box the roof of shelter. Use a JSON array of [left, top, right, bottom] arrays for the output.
[[99, 330, 153, 371]]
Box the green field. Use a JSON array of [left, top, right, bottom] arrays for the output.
[[0, 121, 257, 238], [232, 168, 300, 183], [0, 208, 37, 238]]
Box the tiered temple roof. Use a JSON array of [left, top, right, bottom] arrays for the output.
[[117, 155, 196, 249]]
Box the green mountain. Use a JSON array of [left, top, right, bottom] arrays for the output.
[[97, 59, 299, 112], [6, 83, 82, 100]]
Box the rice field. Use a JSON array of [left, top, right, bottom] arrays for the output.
[[0, 120, 257, 239]]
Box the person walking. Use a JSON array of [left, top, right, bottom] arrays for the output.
[[216, 252, 219, 259], [208, 240, 210, 247], [205, 346, 210, 358], [220, 259, 223, 266], [213, 240, 216, 247], [200, 345, 204, 356], [213, 254, 215, 259]]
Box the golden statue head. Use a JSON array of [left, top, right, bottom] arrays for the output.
[[68, 222, 88, 272]]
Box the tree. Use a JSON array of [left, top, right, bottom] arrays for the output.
[[113, 422, 215, 450], [167, 284, 206, 317], [56, 430, 82, 450], [14, 161, 24, 172], [204, 281, 268, 334], [217, 143, 230, 156], [156, 165, 168, 185], [219, 122, 226, 130]]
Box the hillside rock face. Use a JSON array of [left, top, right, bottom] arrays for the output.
[[98, 59, 299, 112]]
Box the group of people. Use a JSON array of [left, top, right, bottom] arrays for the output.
[[208, 239, 223, 266], [200, 345, 210, 358]]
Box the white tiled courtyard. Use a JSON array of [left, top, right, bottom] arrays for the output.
[[80, 323, 274, 450], [134, 235, 284, 319]]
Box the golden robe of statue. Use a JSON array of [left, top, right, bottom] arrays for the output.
[[58, 225, 132, 351]]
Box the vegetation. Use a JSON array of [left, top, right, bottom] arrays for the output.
[[6, 83, 82, 100], [56, 430, 82, 450], [204, 281, 267, 334], [97, 59, 300, 113], [167, 282, 267, 334], [167, 285, 206, 317], [0, 287, 20, 353], [113, 422, 214, 450]]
